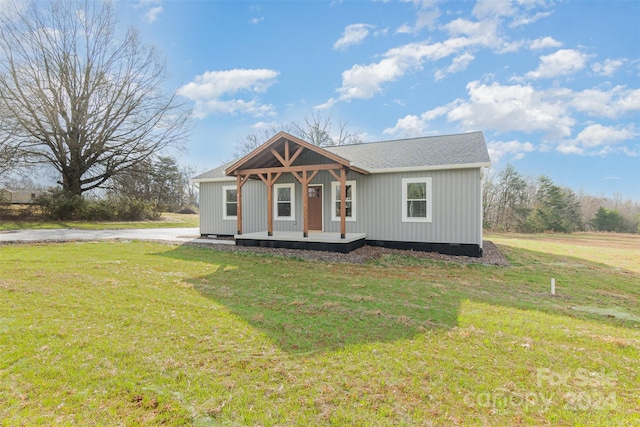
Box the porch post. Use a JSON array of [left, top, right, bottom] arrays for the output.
[[340, 168, 347, 239], [236, 175, 243, 235], [266, 172, 273, 236], [302, 170, 309, 238], [257, 172, 281, 238], [293, 169, 318, 239]]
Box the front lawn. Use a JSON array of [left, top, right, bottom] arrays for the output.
[[0, 212, 199, 231], [0, 234, 638, 425]]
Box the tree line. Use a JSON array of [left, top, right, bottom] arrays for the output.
[[483, 164, 639, 234]]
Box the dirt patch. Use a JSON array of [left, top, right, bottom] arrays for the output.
[[184, 240, 510, 266]]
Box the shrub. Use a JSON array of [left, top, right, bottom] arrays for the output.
[[36, 192, 161, 221], [111, 196, 161, 221], [36, 192, 86, 220]]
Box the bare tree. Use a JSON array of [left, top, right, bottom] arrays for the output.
[[289, 111, 362, 147], [483, 164, 531, 231], [0, 137, 18, 178], [233, 123, 282, 159], [0, 107, 19, 177], [233, 112, 362, 159], [0, 0, 190, 195], [180, 162, 201, 207]]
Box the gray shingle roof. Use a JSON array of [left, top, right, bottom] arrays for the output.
[[192, 160, 235, 180], [193, 131, 490, 181], [325, 131, 490, 170]]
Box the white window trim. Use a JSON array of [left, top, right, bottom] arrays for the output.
[[402, 177, 432, 223], [273, 183, 295, 221], [222, 185, 237, 220], [331, 180, 356, 222]]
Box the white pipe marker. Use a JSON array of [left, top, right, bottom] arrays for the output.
[[551, 278, 556, 295]]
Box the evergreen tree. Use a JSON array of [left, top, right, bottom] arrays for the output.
[[526, 176, 582, 232]]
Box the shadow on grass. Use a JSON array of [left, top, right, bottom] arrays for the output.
[[155, 243, 640, 354], [155, 246, 464, 355]]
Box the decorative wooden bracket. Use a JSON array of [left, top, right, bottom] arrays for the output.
[[271, 140, 304, 167]]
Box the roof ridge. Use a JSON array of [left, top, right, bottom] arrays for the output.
[[328, 130, 483, 148]]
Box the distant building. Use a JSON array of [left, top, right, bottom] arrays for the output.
[[0, 189, 42, 204]]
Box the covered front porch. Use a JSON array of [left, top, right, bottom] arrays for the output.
[[226, 132, 369, 252], [235, 231, 366, 253]]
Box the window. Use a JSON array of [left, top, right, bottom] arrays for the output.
[[402, 177, 432, 222], [331, 180, 356, 221], [274, 183, 295, 220], [222, 185, 237, 220]]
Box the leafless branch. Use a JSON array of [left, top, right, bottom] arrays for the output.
[[0, 0, 191, 195]]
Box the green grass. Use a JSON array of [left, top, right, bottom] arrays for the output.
[[0, 234, 638, 425], [0, 212, 199, 230]]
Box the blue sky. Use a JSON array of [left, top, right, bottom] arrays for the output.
[[122, 0, 639, 200]]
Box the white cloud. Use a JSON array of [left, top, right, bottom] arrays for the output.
[[334, 24, 373, 51], [422, 103, 457, 121], [145, 6, 163, 23], [434, 52, 474, 80], [487, 140, 535, 163], [251, 121, 278, 131], [574, 124, 637, 148], [526, 49, 589, 79], [592, 58, 624, 76], [498, 40, 524, 54], [510, 11, 552, 27], [383, 101, 459, 136], [529, 36, 562, 50], [415, 8, 441, 30], [383, 114, 428, 137], [556, 143, 584, 155], [571, 86, 640, 119], [410, 81, 639, 154], [396, 0, 441, 33], [443, 18, 499, 45], [315, 98, 337, 111], [250, 17, 264, 25], [321, 35, 491, 105], [446, 81, 575, 139], [134, 0, 163, 24], [472, 0, 515, 19], [472, 0, 553, 28], [323, 0, 549, 107], [192, 99, 275, 117], [395, 23, 414, 34], [178, 69, 279, 118]]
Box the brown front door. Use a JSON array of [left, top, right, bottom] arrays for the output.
[[308, 185, 323, 231]]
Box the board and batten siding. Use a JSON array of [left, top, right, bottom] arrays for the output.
[[199, 167, 482, 246], [199, 179, 268, 235], [199, 176, 306, 235], [319, 168, 482, 246]]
